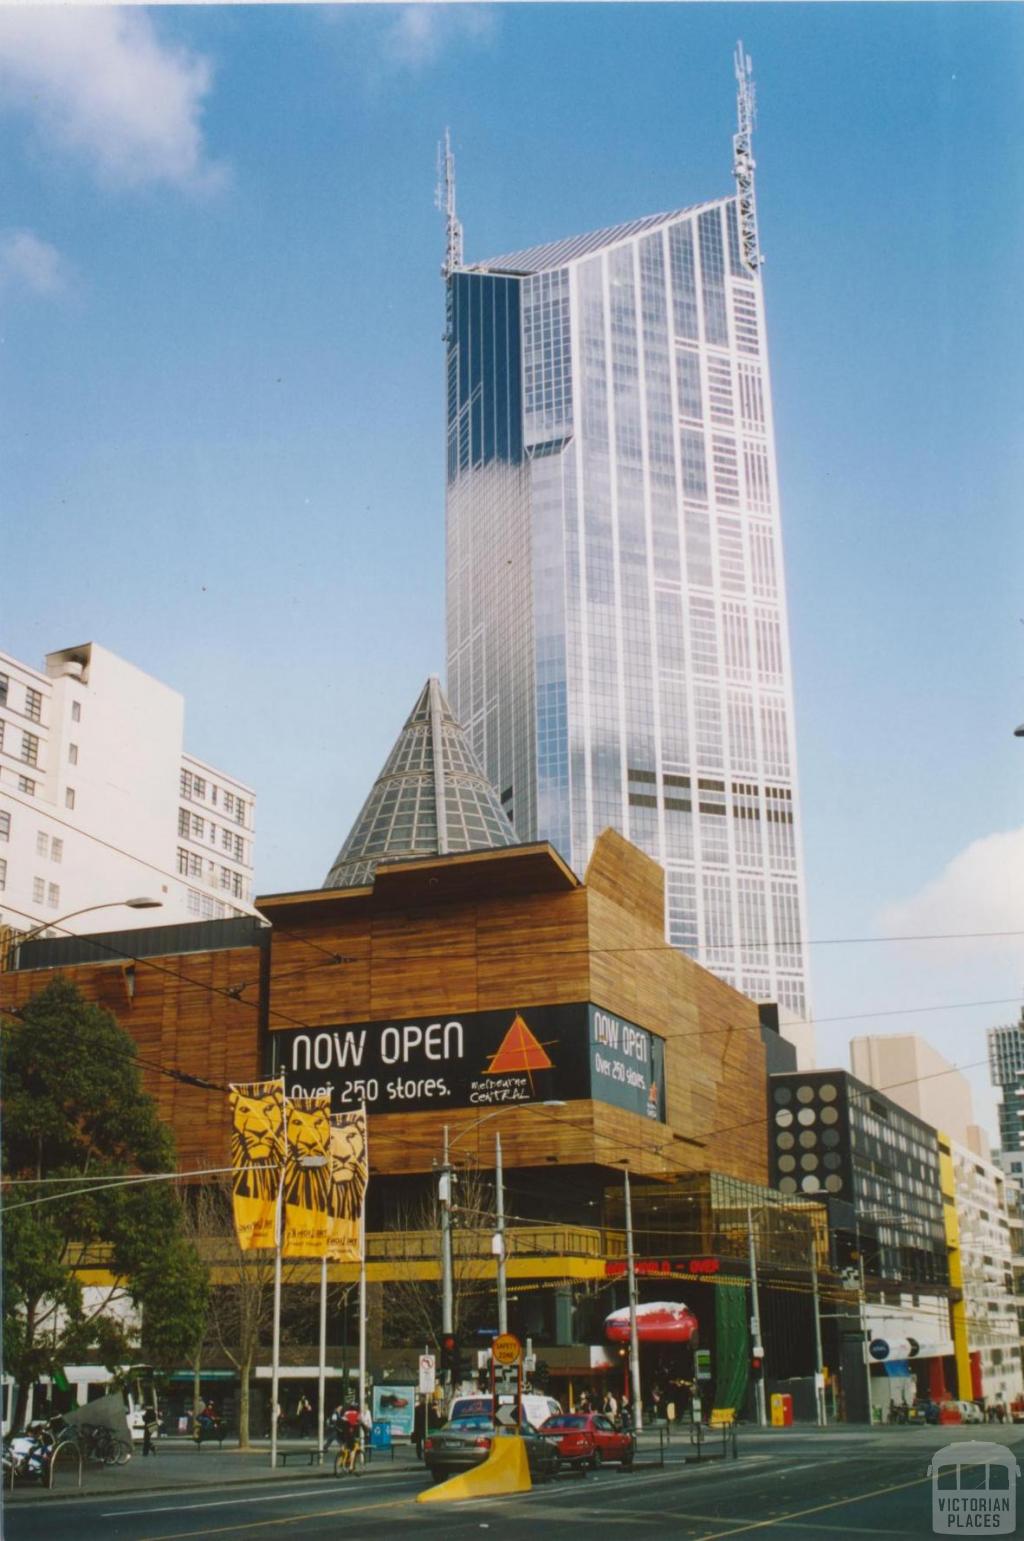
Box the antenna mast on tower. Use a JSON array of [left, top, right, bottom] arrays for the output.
[[732, 41, 763, 272], [435, 128, 464, 279]]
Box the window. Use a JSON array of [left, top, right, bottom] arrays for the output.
[[0, 857, 5, 891], [235, 800, 246, 827], [191, 813, 204, 840], [47, 882, 60, 909], [180, 768, 193, 798], [71, 700, 81, 723], [65, 787, 75, 810], [36, 831, 49, 857], [68, 743, 78, 766], [223, 792, 235, 817], [32, 876, 45, 904], [192, 776, 206, 800], [178, 808, 190, 838], [50, 837, 62, 864], [188, 852, 202, 878], [0, 720, 4, 752], [0, 810, 9, 840], [232, 872, 244, 899], [21, 732, 39, 766], [24, 687, 42, 723], [0, 672, 7, 705], [177, 847, 189, 875], [19, 776, 35, 795], [233, 833, 245, 862], [219, 866, 232, 891]]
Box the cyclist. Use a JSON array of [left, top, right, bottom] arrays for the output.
[[336, 1404, 362, 1472]]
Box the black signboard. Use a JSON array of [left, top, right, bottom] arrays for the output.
[[270, 1001, 666, 1123]]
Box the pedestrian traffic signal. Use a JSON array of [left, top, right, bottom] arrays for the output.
[[751, 1351, 764, 1375]]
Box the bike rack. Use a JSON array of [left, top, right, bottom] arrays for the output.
[[49, 1441, 84, 1490]]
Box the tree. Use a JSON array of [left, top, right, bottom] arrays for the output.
[[1, 978, 207, 1428], [179, 1178, 276, 1449]]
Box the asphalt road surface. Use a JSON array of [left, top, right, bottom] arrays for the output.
[[6, 1426, 1024, 1540]]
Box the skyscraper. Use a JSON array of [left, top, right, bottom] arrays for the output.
[[444, 48, 810, 1022]]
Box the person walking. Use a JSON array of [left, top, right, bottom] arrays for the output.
[[602, 1390, 619, 1421], [413, 1399, 426, 1461]]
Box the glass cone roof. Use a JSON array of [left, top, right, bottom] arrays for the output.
[[323, 677, 518, 890], [469, 200, 721, 275]]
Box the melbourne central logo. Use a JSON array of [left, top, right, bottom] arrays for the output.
[[469, 1012, 556, 1105], [929, 1441, 1020, 1534]]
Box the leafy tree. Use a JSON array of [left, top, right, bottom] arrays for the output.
[[2, 977, 207, 1428]]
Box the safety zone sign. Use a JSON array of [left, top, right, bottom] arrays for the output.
[[491, 1333, 522, 1366]]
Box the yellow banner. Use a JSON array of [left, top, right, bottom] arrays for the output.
[[326, 1108, 368, 1263], [282, 1094, 332, 1259], [229, 1078, 285, 1251]]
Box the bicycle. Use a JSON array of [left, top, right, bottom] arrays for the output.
[[333, 1436, 365, 1477]]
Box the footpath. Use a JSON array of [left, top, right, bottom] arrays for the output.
[[5, 1436, 420, 1504]]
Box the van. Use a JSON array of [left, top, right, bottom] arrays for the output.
[[449, 1393, 562, 1429]]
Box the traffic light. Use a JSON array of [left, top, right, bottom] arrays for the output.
[[440, 1333, 462, 1382], [751, 1351, 764, 1376]]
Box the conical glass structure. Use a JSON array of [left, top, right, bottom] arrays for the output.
[[323, 677, 517, 890]]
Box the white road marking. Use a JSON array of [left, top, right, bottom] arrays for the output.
[[101, 1475, 418, 1518]]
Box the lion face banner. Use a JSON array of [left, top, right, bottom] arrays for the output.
[[281, 1094, 332, 1259], [326, 1108, 368, 1263], [229, 1077, 285, 1251]]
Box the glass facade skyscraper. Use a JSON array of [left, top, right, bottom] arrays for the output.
[[444, 78, 811, 1021]]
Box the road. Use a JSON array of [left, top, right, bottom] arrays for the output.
[[6, 1426, 1023, 1540]]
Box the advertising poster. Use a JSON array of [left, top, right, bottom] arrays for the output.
[[281, 1093, 331, 1259], [272, 1001, 667, 1123], [372, 1383, 415, 1437], [228, 1077, 285, 1251]]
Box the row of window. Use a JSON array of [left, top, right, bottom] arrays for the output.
[[176, 808, 247, 863], [31, 876, 60, 908], [0, 673, 43, 722], [0, 721, 40, 765], [180, 768, 249, 826], [175, 848, 247, 899]]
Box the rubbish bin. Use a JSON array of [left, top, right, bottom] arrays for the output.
[[371, 1419, 392, 1452], [770, 1393, 793, 1427]]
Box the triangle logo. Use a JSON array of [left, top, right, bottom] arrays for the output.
[[484, 1013, 555, 1076]]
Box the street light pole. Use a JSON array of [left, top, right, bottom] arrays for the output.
[[3, 896, 163, 968], [495, 1132, 507, 1335], [747, 1207, 767, 1427], [810, 1231, 826, 1426], [624, 1168, 643, 1432], [440, 1124, 454, 1339]]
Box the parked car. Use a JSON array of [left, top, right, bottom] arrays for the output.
[[423, 1416, 560, 1484], [541, 1412, 635, 1469], [537, 1414, 595, 1471]]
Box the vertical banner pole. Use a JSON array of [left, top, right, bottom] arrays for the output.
[[269, 1172, 284, 1468], [495, 1131, 508, 1335], [317, 1250, 328, 1456], [358, 1205, 367, 1425]]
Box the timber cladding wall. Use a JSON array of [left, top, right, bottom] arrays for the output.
[[0, 832, 769, 1186]]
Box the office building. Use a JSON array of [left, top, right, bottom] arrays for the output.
[[950, 1139, 1023, 1407], [0, 642, 256, 944], [850, 1034, 977, 1150], [989, 1007, 1024, 1153], [442, 50, 811, 1040]]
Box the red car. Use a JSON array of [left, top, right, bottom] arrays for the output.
[[541, 1412, 635, 1469]]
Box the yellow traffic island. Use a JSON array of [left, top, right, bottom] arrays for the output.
[[417, 1433, 532, 1503]]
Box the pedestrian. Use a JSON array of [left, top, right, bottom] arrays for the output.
[[619, 1395, 632, 1431], [413, 1399, 426, 1460], [142, 1410, 159, 1456], [603, 1390, 618, 1420], [324, 1404, 345, 1451], [296, 1393, 313, 1438]]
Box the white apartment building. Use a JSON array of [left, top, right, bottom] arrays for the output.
[[0, 642, 256, 940], [951, 1138, 1024, 1407]]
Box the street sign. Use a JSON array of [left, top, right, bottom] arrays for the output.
[[492, 1332, 522, 1367], [523, 1354, 537, 1373], [695, 1348, 712, 1382], [418, 1354, 436, 1393], [495, 1403, 518, 1426]]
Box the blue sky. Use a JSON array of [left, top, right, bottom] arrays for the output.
[[2, 4, 1021, 1131]]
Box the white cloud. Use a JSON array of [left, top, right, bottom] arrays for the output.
[[0, 229, 66, 296], [0, 9, 223, 192], [879, 826, 1024, 942], [382, 5, 497, 71]]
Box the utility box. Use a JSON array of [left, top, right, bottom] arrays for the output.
[[770, 1393, 793, 1427]]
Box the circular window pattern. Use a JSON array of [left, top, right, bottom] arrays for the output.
[[823, 1152, 842, 1171], [797, 1108, 816, 1126], [822, 1129, 840, 1148], [820, 1106, 839, 1126], [777, 1154, 796, 1173], [796, 1085, 815, 1104], [799, 1129, 817, 1149], [775, 1109, 794, 1128], [800, 1153, 818, 1171], [800, 1175, 821, 1193], [825, 1175, 843, 1193], [776, 1131, 795, 1150], [778, 1177, 798, 1195], [774, 1086, 793, 1105], [819, 1084, 837, 1102]]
